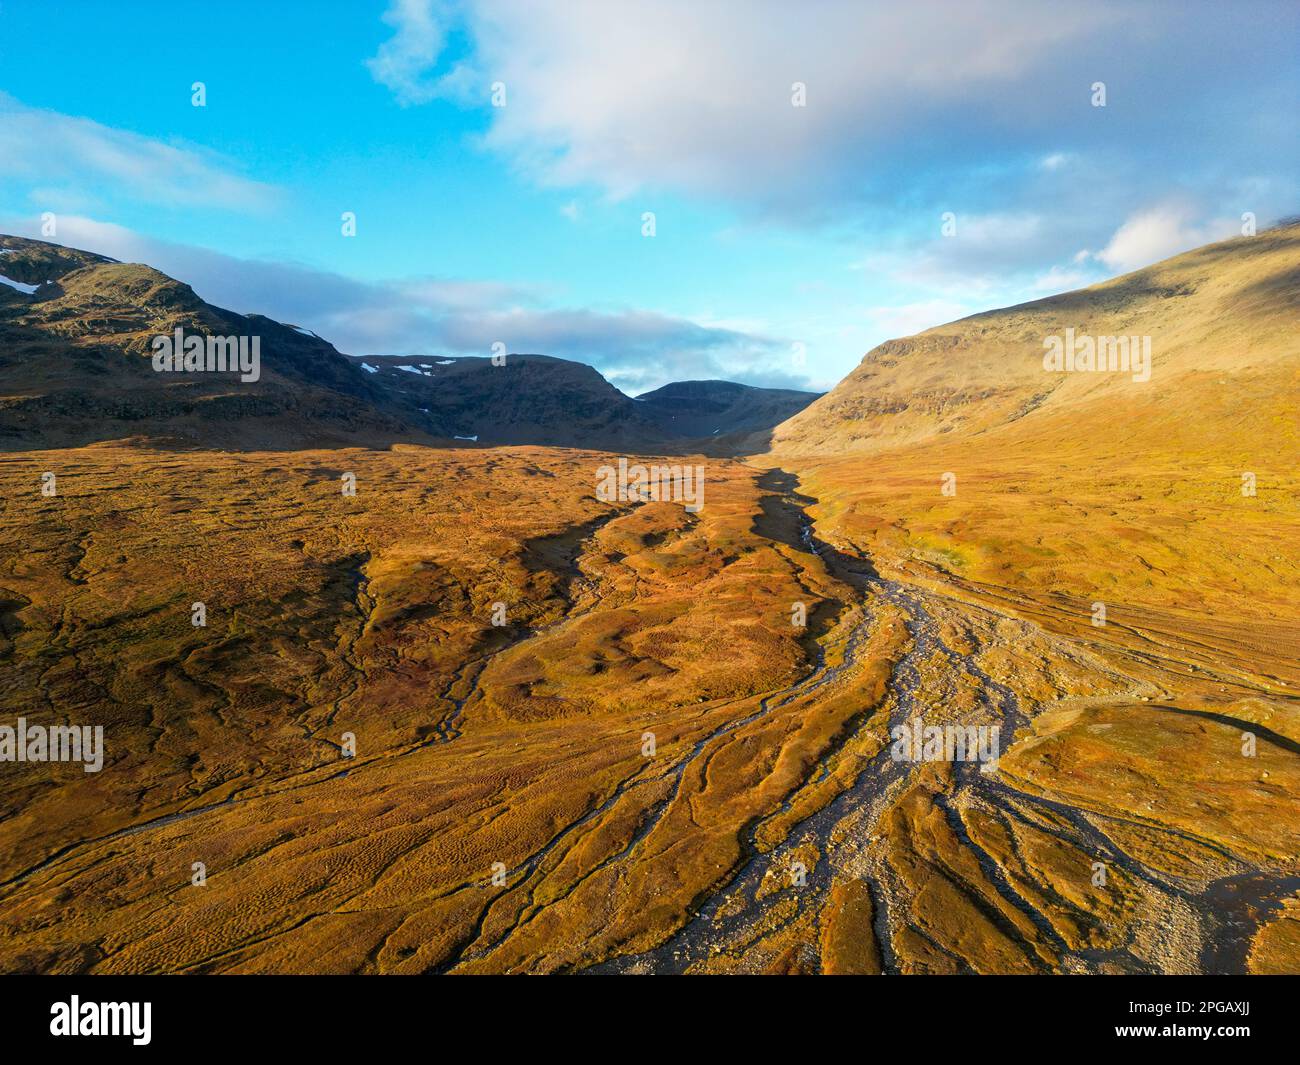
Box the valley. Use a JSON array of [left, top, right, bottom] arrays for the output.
[[0, 439, 1294, 973], [0, 225, 1296, 975]]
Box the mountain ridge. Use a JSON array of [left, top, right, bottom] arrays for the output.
[[0, 234, 817, 452]]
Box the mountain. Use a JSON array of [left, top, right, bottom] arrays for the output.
[[0, 235, 416, 449], [633, 379, 820, 440], [347, 352, 669, 449], [768, 222, 1299, 457], [0, 234, 807, 452]]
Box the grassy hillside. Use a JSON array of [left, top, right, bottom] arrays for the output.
[[765, 224, 1300, 629]]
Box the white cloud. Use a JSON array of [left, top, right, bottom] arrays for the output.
[[1093, 203, 1239, 273], [394, 277, 548, 311], [4, 215, 804, 392], [849, 211, 1059, 297], [860, 299, 974, 339], [368, 0, 1129, 210], [0, 94, 275, 211], [366, 0, 454, 106], [1031, 264, 1093, 293]]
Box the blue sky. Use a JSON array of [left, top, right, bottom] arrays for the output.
[[0, 0, 1296, 393]]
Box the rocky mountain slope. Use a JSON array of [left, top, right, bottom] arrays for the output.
[[348, 352, 668, 449], [0, 235, 808, 452], [0, 235, 412, 449]]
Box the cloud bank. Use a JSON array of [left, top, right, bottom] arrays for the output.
[[0, 93, 276, 212], [369, 0, 1298, 286]]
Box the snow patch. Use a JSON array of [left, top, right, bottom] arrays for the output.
[[0, 274, 40, 294], [360, 362, 379, 373], [453, 434, 478, 442]]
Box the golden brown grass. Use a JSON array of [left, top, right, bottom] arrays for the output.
[[1, 228, 1296, 974]]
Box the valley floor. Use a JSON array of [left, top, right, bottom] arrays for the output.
[[0, 442, 1296, 973]]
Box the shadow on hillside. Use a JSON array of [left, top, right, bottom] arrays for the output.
[[0, 418, 782, 457], [0, 303, 800, 455]]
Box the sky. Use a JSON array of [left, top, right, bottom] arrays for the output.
[[0, 0, 1295, 394]]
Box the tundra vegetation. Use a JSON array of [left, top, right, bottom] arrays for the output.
[[0, 226, 1296, 974]]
